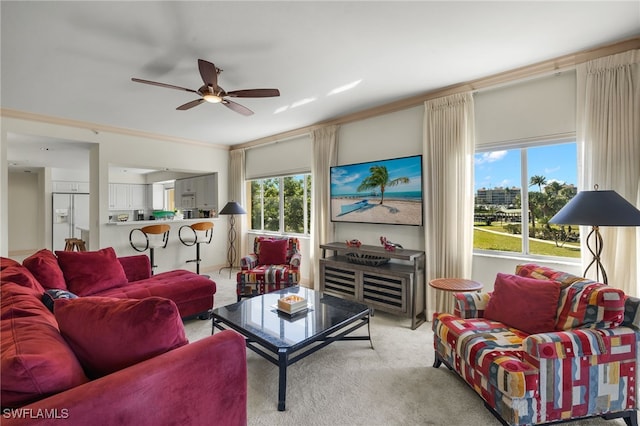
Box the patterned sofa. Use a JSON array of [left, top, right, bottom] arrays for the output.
[[433, 264, 639, 426], [236, 236, 301, 301]]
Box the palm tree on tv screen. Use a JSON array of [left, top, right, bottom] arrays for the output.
[[357, 165, 409, 204]]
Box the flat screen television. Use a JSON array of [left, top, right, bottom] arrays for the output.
[[330, 154, 423, 226]]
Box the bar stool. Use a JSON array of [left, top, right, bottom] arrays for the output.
[[178, 222, 214, 275], [64, 238, 87, 252], [129, 224, 170, 275]]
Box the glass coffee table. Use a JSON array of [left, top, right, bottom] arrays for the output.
[[212, 286, 372, 411]]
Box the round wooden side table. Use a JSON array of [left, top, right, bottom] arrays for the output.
[[429, 278, 483, 315], [428, 278, 483, 293]]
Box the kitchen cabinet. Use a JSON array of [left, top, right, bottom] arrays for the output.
[[197, 174, 217, 209], [150, 184, 164, 210], [129, 184, 147, 210], [109, 183, 148, 210], [52, 181, 89, 193], [174, 174, 217, 210]]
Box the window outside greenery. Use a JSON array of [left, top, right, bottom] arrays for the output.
[[474, 142, 580, 258], [250, 174, 311, 235]]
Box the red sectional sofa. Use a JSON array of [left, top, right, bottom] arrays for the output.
[[21, 247, 215, 319], [1, 256, 247, 425], [432, 264, 640, 426]]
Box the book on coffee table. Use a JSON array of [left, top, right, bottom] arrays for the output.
[[277, 295, 308, 314]]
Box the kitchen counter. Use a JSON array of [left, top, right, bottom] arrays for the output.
[[106, 218, 217, 226]]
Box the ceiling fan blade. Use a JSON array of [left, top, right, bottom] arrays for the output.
[[227, 89, 280, 98], [197, 59, 218, 90], [131, 78, 199, 94], [176, 99, 205, 110], [222, 99, 254, 116]]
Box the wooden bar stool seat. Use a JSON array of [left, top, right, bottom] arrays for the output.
[[129, 224, 171, 275], [178, 222, 214, 275]]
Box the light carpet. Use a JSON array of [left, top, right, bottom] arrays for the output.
[[184, 271, 626, 426]]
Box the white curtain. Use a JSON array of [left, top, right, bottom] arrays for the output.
[[310, 125, 338, 289], [229, 148, 247, 265], [577, 49, 640, 295], [423, 92, 475, 315]]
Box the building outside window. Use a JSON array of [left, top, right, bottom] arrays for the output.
[[250, 174, 311, 235], [474, 141, 580, 259]]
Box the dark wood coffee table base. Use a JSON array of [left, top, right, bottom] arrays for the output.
[[211, 287, 373, 411]]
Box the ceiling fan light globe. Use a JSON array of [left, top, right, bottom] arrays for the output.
[[203, 94, 222, 103]]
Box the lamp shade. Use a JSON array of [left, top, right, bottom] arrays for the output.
[[549, 190, 640, 226], [219, 201, 246, 215]]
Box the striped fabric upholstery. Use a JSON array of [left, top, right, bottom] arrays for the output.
[[236, 236, 301, 299], [433, 264, 640, 425]]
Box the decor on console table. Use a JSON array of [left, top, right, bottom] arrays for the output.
[[345, 239, 362, 248], [218, 201, 246, 278], [549, 185, 640, 284], [380, 235, 402, 251]]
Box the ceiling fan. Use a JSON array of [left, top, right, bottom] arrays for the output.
[[131, 59, 280, 116]]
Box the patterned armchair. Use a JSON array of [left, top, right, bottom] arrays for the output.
[[432, 264, 640, 426], [236, 236, 301, 302]]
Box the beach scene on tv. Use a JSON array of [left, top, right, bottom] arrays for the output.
[[330, 155, 423, 226]]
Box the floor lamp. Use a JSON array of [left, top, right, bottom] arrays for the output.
[[549, 185, 640, 284], [218, 201, 247, 278]]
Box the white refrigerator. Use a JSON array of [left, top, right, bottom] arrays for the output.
[[52, 193, 90, 251]]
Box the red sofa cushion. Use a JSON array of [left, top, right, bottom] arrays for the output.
[[484, 273, 561, 335], [55, 247, 128, 296], [22, 249, 67, 290], [55, 296, 188, 379], [0, 264, 45, 293], [258, 238, 288, 265], [1, 283, 89, 407], [1, 257, 21, 271], [117, 254, 151, 282], [97, 270, 216, 318]]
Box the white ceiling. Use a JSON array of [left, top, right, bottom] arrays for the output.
[[2, 1, 639, 170]]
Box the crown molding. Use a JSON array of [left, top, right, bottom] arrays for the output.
[[0, 108, 230, 151], [233, 35, 640, 151]]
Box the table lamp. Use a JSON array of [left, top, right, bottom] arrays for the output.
[[549, 185, 640, 284], [218, 201, 247, 278]]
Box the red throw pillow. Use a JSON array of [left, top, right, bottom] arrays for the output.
[[1, 257, 21, 271], [0, 265, 45, 293], [484, 273, 561, 335], [55, 247, 128, 296], [1, 283, 89, 407], [23, 249, 67, 290], [258, 239, 288, 265], [54, 297, 188, 379]]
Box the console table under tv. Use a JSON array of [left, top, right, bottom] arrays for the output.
[[319, 242, 426, 330]]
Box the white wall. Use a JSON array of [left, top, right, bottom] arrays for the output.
[[7, 171, 40, 252], [1, 116, 230, 273], [334, 105, 425, 250]]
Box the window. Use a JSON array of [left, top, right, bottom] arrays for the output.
[[474, 141, 580, 259], [250, 174, 311, 235]]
